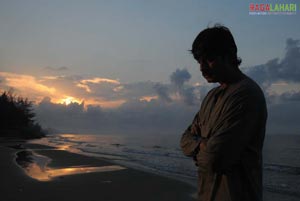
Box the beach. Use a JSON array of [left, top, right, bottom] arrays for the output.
[[0, 138, 196, 201], [1, 134, 300, 201]]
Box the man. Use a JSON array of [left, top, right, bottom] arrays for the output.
[[180, 25, 267, 201]]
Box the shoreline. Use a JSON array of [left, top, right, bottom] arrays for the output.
[[29, 133, 200, 188], [0, 138, 197, 201]]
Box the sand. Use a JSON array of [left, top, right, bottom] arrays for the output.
[[0, 138, 196, 201], [1, 136, 299, 201]]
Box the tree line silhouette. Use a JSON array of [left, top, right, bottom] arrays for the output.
[[0, 90, 45, 139]]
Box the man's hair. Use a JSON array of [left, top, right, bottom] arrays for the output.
[[191, 24, 242, 67]]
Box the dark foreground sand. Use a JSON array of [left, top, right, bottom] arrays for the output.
[[0, 138, 196, 201]]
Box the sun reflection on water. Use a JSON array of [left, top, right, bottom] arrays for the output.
[[16, 150, 126, 182]]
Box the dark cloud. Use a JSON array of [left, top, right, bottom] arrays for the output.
[[170, 68, 191, 87], [35, 97, 197, 135], [246, 38, 300, 85], [41, 96, 51, 103], [118, 81, 156, 100], [34, 89, 300, 135], [153, 83, 172, 102], [169, 68, 200, 106], [34, 68, 205, 134]]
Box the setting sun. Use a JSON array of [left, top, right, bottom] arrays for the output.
[[59, 96, 81, 105]]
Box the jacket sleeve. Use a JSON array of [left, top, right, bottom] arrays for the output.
[[196, 92, 265, 173], [180, 112, 202, 157]]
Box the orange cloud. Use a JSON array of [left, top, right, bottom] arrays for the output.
[[76, 83, 92, 93], [76, 77, 121, 93], [0, 72, 56, 95], [80, 77, 120, 85], [139, 95, 158, 102], [0, 72, 126, 109]]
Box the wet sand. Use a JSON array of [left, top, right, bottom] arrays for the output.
[[0, 138, 196, 201]]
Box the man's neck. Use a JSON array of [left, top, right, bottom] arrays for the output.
[[219, 70, 246, 88]]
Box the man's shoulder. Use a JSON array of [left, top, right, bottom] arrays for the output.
[[206, 85, 221, 96], [231, 76, 265, 98], [227, 77, 267, 111]]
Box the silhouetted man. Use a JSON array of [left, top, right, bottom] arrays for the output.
[[180, 25, 267, 201]]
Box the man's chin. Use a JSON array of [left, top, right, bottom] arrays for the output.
[[204, 76, 216, 83], [206, 80, 215, 83]]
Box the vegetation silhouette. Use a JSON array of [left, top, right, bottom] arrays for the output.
[[0, 90, 45, 139]]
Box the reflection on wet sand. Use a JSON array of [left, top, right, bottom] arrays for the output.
[[15, 150, 126, 181]]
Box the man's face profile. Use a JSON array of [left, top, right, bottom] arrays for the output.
[[196, 56, 227, 83], [192, 25, 242, 84]]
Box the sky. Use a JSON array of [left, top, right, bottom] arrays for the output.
[[0, 0, 299, 135]]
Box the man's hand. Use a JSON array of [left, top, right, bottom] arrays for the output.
[[200, 140, 207, 151], [193, 140, 207, 166]]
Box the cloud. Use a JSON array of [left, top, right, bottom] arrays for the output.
[[35, 96, 198, 135], [153, 83, 172, 102], [170, 68, 191, 87], [267, 91, 300, 105], [244, 37, 300, 100], [45, 66, 69, 71], [179, 86, 197, 106], [246, 38, 300, 85], [32, 68, 204, 134], [80, 78, 120, 85], [0, 72, 127, 107], [120, 81, 156, 98], [0, 67, 202, 109], [76, 83, 92, 93], [76, 77, 120, 93], [0, 72, 56, 99], [280, 91, 300, 102], [33, 84, 300, 135]]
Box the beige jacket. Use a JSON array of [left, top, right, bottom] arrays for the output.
[[181, 77, 267, 201]]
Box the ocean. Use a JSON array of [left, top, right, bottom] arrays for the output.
[[30, 133, 300, 200]]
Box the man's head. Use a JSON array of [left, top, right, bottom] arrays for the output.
[[191, 24, 242, 83]]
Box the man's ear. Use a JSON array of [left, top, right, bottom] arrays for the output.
[[220, 55, 233, 69], [207, 56, 222, 68]]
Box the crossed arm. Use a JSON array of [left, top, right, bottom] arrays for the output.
[[180, 93, 264, 173], [180, 112, 202, 159]]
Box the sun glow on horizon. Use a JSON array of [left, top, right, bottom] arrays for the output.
[[59, 96, 82, 105]]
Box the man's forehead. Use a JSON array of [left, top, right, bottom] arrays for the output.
[[193, 50, 215, 61]]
